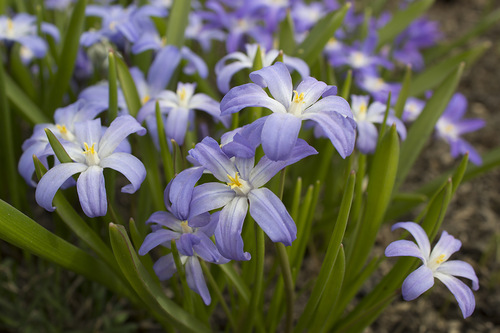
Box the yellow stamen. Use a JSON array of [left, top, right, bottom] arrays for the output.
[[444, 124, 455, 134], [178, 87, 187, 101], [56, 124, 68, 134], [142, 95, 150, 105], [227, 172, 242, 189], [359, 103, 367, 116], [7, 18, 13, 31], [109, 21, 117, 31], [292, 90, 305, 104], [83, 142, 96, 155], [180, 220, 193, 234], [161, 36, 167, 46], [435, 254, 446, 265]]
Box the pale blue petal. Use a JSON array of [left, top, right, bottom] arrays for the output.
[[165, 107, 190, 145], [74, 118, 102, 149], [177, 233, 199, 256], [216, 61, 250, 93], [261, 112, 302, 161], [437, 260, 479, 291], [193, 233, 222, 263], [295, 77, 327, 109], [99, 153, 146, 194], [220, 83, 286, 115], [148, 46, 181, 95], [98, 115, 146, 157], [430, 231, 462, 261], [401, 265, 434, 301], [434, 272, 476, 318], [190, 182, 235, 217], [168, 167, 204, 220], [153, 254, 177, 280], [356, 121, 378, 154], [17, 36, 47, 58], [304, 95, 353, 118], [181, 46, 208, 78], [249, 62, 292, 109], [35, 163, 87, 211], [385, 239, 426, 263], [185, 257, 211, 305], [76, 165, 107, 217], [215, 197, 251, 261], [139, 229, 179, 255], [188, 93, 222, 119], [147, 211, 182, 232], [391, 222, 431, 259], [283, 55, 310, 79], [248, 188, 296, 246], [188, 137, 238, 181]]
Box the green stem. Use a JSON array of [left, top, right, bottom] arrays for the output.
[[171, 240, 194, 313], [276, 242, 294, 333], [244, 224, 265, 333]]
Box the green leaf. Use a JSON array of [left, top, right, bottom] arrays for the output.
[[218, 263, 250, 304], [394, 65, 412, 119], [45, 0, 87, 112], [10, 45, 37, 102], [347, 125, 399, 278], [294, 172, 355, 332], [155, 102, 175, 181], [115, 53, 142, 117], [397, 64, 464, 189], [108, 51, 118, 123], [278, 10, 296, 54], [377, 0, 434, 48], [5, 71, 49, 124], [340, 70, 352, 100], [410, 42, 490, 97], [0, 199, 129, 298], [45, 129, 73, 163], [421, 179, 453, 241], [109, 223, 209, 332], [295, 3, 350, 66], [166, 0, 191, 47]]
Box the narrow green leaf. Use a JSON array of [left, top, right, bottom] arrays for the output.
[[108, 51, 118, 123], [0, 199, 129, 298], [115, 53, 142, 117], [252, 44, 264, 71], [218, 263, 250, 304], [410, 42, 489, 97], [421, 180, 453, 241], [377, 0, 434, 47], [45, 129, 73, 163], [394, 65, 412, 119], [138, 136, 165, 211], [312, 246, 346, 333], [278, 10, 296, 54], [155, 102, 175, 181], [295, 172, 355, 332], [166, 0, 191, 47], [5, 72, 49, 124], [45, 0, 87, 112], [129, 218, 156, 278], [109, 223, 209, 332], [290, 177, 302, 222], [10, 45, 37, 102], [348, 125, 399, 278], [295, 3, 350, 66], [397, 64, 464, 189], [340, 70, 352, 99]]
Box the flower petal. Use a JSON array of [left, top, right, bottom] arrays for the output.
[[356, 121, 378, 154], [185, 257, 211, 305], [304, 95, 353, 118], [147, 211, 182, 232], [220, 83, 287, 115], [215, 197, 251, 261], [385, 239, 426, 263], [434, 272, 476, 318], [100, 153, 146, 194], [248, 188, 296, 246], [188, 137, 238, 181], [153, 253, 177, 280], [35, 163, 87, 212], [98, 115, 146, 157], [391, 222, 431, 259], [216, 61, 250, 93], [190, 182, 236, 217], [165, 107, 190, 145], [139, 229, 180, 255], [437, 260, 479, 291], [261, 112, 302, 161], [147, 45, 181, 95], [429, 230, 462, 263], [401, 265, 434, 301], [76, 165, 107, 217], [249, 62, 292, 109], [168, 167, 205, 220]]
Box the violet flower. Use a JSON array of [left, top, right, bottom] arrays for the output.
[[350, 95, 406, 154], [402, 97, 425, 123], [215, 43, 310, 93], [385, 222, 479, 318], [139, 167, 228, 305], [184, 135, 317, 261], [35, 116, 146, 218], [221, 62, 355, 161], [356, 71, 401, 103], [435, 93, 485, 165]]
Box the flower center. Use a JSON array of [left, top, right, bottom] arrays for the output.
[[83, 142, 100, 165], [180, 220, 193, 234], [56, 124, 76, 141], [288, 90, 306, 116], [227, 172, 252, 196], [142, 94, 150, 105], [108, 21, 117, 31], [6, 18, 15, 38], [177, 87, 189, 108], [357, 103, 367, 120], [350, 51, 368, 68]]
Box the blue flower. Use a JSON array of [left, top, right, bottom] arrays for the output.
[[221, 62, 355, 161], [35, 116, 146, 217], [215, 43, 309, 93], [184, 135, 317, 260], [435, 93, 485, 165], [139, 167, 228, 305], [385, 222, 479, 318]]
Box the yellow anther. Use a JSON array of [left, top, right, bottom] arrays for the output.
[[227, 172, 242, 189], [83, 142, 96, 155], [142, 95, 150, 105], [161, 36, 167, 46], [435, 254, 446, 264], [178, 87, 187, 101], [293, 90, 305, 104], [56, 124, 68, 134], [109, 21, 117, 31], [444, 124, 455, 134], [181, 220, 193, 234], [7, 18, 13, 31]]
